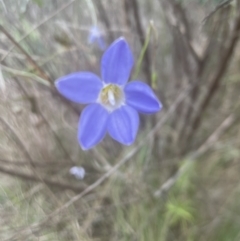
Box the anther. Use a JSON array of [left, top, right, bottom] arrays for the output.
[[108, 89, 116, 106], [99, 84, 125, 111]]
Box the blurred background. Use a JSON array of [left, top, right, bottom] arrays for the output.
[[0, 0, 240, 240]]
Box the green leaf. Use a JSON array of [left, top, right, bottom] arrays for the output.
[[167, 200, 195, 225]]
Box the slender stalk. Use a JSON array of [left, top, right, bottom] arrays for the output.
[[133, 24, 152, 80], [131, 0, 152, 84]]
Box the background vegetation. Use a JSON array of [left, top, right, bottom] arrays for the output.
[[0, 0, 240, 240]]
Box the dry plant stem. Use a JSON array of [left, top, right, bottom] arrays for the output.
[[186, 9, 240, 145], [179, 6, 239, 148], [178, 22, 220, 143], [0, 159, 71, 168], [6, 84, 193, 240], [202, 0, 234, 24], [174, 26, 200, 67], [159, 0, 200, 140], [0, 117, 84, 195], [0, 25, 52, 83], [154, 114, 235, 197], [130, 0, 152, 85], [0, 0, 77, 63], [0, 164, 86, 193]]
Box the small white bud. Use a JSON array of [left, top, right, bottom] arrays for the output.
[[69, 166, 85, 180]]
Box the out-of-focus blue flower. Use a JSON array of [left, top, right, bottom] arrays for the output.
[[70, 166, 85, 180], [88, 26, 106, 50], [55, 37, 162, 150]]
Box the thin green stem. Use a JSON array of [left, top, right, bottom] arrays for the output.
[[132, 24, 153, 80]]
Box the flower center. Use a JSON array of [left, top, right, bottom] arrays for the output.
[[99, 84, 125, 111]]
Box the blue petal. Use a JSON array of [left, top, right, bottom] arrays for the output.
[[78, 104, 109, 150], [124, 81, 162, 114], [55, 72, 103, 104], [108, 105, 139, 145], [101, 38, 134, 85]]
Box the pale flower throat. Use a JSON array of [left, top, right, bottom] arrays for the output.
[[99, 84, 125, 111]]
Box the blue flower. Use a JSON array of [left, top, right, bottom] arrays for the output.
[[88, 26, 106, 50], [55, 37, 162, 150]]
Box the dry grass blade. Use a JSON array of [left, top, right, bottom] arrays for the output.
[[1, 65, 50, 86]]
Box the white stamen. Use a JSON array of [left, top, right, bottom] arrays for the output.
[[108, 89, 116, 106]]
